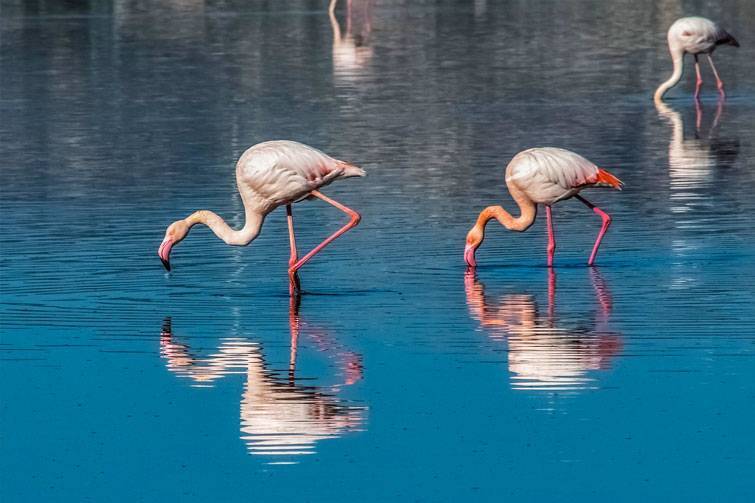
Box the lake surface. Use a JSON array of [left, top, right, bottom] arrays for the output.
[[2, 0, 754, 500]]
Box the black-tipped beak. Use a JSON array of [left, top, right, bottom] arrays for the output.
[[464, 244, 477, 267], [158, 239, 173, 272]]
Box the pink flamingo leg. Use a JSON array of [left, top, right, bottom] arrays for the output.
[[694, 55, 703, 101], [575, 195, 612, 266], [288, 190, 361, 277], [286, 204, 301, 294], [706, 54, 725, 98], [545, 205, 556, 267]]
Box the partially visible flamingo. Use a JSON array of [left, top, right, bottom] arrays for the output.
[[464, 148, 623, 268], [654, 16, 739, 103], [157, 140, 365, 292]]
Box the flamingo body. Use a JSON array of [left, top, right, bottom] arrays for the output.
[[237, 141, 365, 211], [654, 17, 738, 102], [158, 140, 364, 292], [464, 148, 622, 267], [667, 17, 736, 56], [506, 148, 618, 205]]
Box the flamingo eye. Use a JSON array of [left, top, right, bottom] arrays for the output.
[[682, 31, 692, 37]]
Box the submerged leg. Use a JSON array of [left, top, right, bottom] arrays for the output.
[[575, 195, 612, 266], [706, 54, 725, 98], [286, 204, 301, 294], [545, 205, 556, 268], [694, 54, 703, 101], [288, 190, 361, 275]]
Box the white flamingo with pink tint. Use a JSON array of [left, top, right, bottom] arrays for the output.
[[464, 148, 623, 268], [158, 140, 365, 292], [654, 16, 739, 102]]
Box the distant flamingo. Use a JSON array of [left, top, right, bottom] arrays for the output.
[[158, 140, 365, 292], [654, 17, 739, 103], [464, 148, 623, 268]]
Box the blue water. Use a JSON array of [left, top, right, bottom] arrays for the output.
[[2, 0, 755, 500]]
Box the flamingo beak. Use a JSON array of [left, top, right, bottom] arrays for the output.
[[464, 244, 477, 267], [158, 239, 173, 271]]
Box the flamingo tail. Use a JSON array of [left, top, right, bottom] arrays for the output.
[[336, 160, 367, 178], [595, 168, 623, 190]]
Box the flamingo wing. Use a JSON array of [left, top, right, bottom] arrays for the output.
[[237, 141, 364, 206], [507, 147, 605, 204]]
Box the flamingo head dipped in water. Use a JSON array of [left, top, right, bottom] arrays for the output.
[[654, 16, 739, 103], [158, 220, 191, 271]]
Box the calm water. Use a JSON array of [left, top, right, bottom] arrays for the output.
[[2, 0, 755, 500]]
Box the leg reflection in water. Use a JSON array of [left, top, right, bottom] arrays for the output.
[[464, 268, 622, 392], [159, 302, 366, 463]]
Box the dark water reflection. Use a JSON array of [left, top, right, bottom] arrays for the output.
[[2, 0, 755, 501]]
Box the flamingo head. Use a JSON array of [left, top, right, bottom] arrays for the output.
[[158, 220, 190, 271], [464, 226, 484, 267]]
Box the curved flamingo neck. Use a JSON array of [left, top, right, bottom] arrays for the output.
[[654, 51, 684, 103], [473, 187, 537, 238], [185, 207, 264, 246]]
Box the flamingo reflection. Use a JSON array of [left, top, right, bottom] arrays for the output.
[[655, 100, 739, 288], [465, 269, 621, 392], [329, 0, 374, 83], [159, 306, 365, 463]]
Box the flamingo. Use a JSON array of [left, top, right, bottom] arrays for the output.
[[463, 148, 623, 268], [157, 140, 365, 292], [654, 16, 739, 103]]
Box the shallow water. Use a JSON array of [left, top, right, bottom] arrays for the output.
[[2, 0, 755, 500]]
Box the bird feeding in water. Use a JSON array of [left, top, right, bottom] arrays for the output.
[[464, 148, 623, 268], [654, 16, 739, 103], [158, 140, 365, 292]]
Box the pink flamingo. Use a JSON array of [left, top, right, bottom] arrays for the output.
[[157, 140, 365, 292], [464, 148, 623, 268], [654, 17, 739, 103]]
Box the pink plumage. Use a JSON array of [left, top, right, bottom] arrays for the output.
[[158, 140, 364, 293], [465, 147, 623, 268]]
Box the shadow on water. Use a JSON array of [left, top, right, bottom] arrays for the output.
[[464, 268, 622, 393], [159, 299, 366, 465]]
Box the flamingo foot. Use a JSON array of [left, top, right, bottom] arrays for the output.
[[717, 81, 726, 99]]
